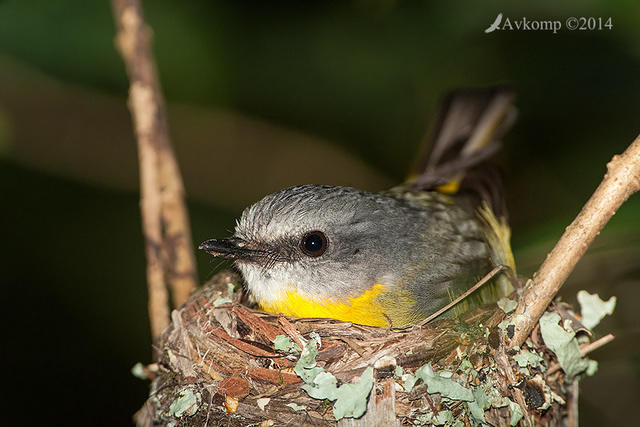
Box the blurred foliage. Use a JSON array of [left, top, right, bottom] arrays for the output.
[[1, 0, 639, 425]]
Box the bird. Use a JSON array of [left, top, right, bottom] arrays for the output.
[[200, 87, 517, 327]]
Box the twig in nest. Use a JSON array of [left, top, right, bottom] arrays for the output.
[[416, 265, 506, 327], [111, 0, 198, 340], [579, 333, 615, 356], [338, 337, 367, 357], [278, 316, 305, 349], [510, 136, 640, 347], [494, 348, 532, 427]]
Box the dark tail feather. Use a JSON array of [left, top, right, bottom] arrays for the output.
[[408, 86, 517, 217]]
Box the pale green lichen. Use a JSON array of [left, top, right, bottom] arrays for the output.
[[497, 297, 518, 314], [539, 312, 592, 379], [508, 399, 524, 426], [497, 319, 512, 332], [212, 284, 234, 306], [577, 290, 616, 330], [414, 363, 473, 401], [131, 362, 147, 380], [468, 387, 489, 424], [403, 373, 419, 392], [458, 359, 477, 379], [168, 387, 201, 418], [414, 410, 453, 425], [394, 365, 404, 378], [286, 402, 307, 411], [293, 333, 373, 420], [513, 349, 544, 369], [272, 335, 301, 353], [403, 364, 531, 425]]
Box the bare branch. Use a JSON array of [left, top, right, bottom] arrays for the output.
[[510, 135, 640, 347], [112, 0, 198, 340]]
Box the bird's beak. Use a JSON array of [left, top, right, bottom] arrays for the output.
[[198, 237, 262, 261]]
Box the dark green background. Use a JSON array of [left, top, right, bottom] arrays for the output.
[[1, 1, 638, 425]]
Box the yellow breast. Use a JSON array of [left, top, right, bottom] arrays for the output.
[[258, 284, 389, 327]]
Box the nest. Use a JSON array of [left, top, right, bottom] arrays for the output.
[[135, 272, 587, 426]]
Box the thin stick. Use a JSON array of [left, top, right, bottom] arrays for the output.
[[510, 136, 640, 347], [580, 333, 615, 357], [112, 0, 198, 340], [546, 334, 615, 376], [495, 348, 532, 427], [567, 380, 579, 427], [417, 265, 505, 326]]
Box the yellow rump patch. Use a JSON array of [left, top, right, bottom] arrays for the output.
[[258, 284, 389, 327], [404, 173, 461, 195], [435, 177, 462, 194]]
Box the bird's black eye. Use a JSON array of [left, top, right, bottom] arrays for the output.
[[300, 231, 328, 257]]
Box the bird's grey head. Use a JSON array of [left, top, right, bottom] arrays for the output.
[[199, 185, 427, 305]]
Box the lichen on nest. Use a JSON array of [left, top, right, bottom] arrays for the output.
[[134, 272, 612, 426]]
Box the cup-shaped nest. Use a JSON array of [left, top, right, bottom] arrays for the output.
[[134, 272, 579, 426]]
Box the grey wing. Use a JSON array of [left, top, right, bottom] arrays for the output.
[[390, 190, 498, 320]]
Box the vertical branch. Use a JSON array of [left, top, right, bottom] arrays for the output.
[[510, 135, 640, 347], [112, 0, 198, 340], [567, 380, 579, 427]]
